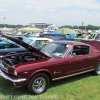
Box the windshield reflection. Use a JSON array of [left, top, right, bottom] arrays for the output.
[[23, 38, 33, 44], [41, 42, 70, 57]]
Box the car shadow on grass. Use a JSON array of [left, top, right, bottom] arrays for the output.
[[50, 72, 93, 88], [0, 77, 29, 96]]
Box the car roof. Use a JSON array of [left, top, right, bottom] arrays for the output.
[[28, 37, 53, 41], [51, 40, 91, 46], [92, 32, 100, 34], [44, 33, 65, 35]]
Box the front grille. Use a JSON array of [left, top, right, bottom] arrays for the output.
[[0, 61, 8, 73], [0, 58, 13, 73], [2, 58, 14, 66], [2, 61, 10, 68]]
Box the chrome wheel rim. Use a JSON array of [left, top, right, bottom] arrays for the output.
[[96, 64, 100, 74], [32, 77, 46, 93]]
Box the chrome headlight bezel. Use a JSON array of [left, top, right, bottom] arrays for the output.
[[8, 66, 17, 76], [14, 70, 17, 76]]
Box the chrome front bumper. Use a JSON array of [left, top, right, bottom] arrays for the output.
[[0, 69, 26, 83]]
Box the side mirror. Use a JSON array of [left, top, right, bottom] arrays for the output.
[[72, 53, 76, 56]]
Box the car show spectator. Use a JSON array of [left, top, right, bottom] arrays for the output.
[[39, 32, 44, 37]]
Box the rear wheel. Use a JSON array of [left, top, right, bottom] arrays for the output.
[[27, 73, 50, 95], [93, 63, 100, 75]]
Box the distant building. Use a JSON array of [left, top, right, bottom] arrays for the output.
[[46, 24, 58, 30], [28, 23, 53, 29]]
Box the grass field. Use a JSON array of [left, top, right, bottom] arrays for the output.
[[0, 72, 100, 100]]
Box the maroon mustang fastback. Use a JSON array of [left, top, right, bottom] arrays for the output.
[[0, 35, 100, 95]]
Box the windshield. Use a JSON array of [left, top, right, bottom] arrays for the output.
[[23, 38, 33, 44], [0, 35, 18, 46], [88, 34, 96, 39], [0, 35, 33, 48], [41, 42, 69, 57]]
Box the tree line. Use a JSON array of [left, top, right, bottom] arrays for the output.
[[60, 25, 100, 30], [0, 24, 24, 28], [0, 24, 100, 30]]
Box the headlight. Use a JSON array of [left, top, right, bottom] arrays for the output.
[[8, 67, 17, 76], [14, 70, 17, 76]]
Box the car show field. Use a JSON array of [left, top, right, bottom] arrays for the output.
[[0, 0, 100, 99], [0, 34, 100, 96]]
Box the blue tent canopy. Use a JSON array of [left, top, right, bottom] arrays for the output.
[[43, 31, 66, 40], [44, 31, 62, 35]]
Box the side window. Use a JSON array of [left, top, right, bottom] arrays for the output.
[[41, 40, 49, 46], [95, 34, 100, 40], [89, 34, 95, 39], [67, 45, 90, 57], [33, 40, 49, 47], [32, 40, 41, 47]]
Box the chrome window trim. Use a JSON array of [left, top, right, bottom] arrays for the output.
[[67, 45, 91, 57]]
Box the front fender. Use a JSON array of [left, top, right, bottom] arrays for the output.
[[27, 69, 53, 83]]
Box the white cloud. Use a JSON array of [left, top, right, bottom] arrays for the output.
[[0, 0, 100, 26]]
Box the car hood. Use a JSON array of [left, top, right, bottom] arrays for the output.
[[1, 35, 49, 58]]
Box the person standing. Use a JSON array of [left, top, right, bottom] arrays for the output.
[[39, 32, 44, 37]]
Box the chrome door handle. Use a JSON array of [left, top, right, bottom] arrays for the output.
[[88, 56, 92, 59]]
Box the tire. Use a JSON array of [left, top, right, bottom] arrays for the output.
[[93, 63, 100, 75], [27, 73, 50, 95]]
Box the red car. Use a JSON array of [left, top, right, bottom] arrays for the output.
[[0, 35, 100, 95]]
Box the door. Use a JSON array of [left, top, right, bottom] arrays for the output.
[[63, 45, 94, 76]]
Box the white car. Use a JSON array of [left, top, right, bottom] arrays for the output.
[[23, 37, 53, 50]]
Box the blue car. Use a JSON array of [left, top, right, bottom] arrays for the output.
[[43, 32, 66, 40], [0, 35, 26, 47], [0, 35, 43, 56], [65, 34, 77, 41]]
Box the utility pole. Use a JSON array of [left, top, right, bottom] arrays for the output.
[[3, 17, 6, 27]]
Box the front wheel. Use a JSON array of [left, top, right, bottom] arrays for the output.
[[27, 73, 50, 95], [93, 63, 100, 75]]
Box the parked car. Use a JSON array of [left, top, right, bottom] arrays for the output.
[[0, 36, 28, 55], [0, 35, 52, 55], [12, 36, 53, 49], [0, 35, 26, 47], [27, 37, 53, 50], [14, 36, 53, 50], [66, 34, 77, 41], [0, 35, 100, 95], [74, 35, 89, 41], [14, 35, 25, 40], [82, 40, 100, 51], [43, 32, 66, 40], [75, 32, 100, 42], [23, 32, 40, 37]]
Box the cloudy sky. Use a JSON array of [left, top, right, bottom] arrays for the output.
[[0, 0, 100, 26]]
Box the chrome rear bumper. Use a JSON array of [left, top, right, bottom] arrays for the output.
[[0, 69, 26, 83]]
